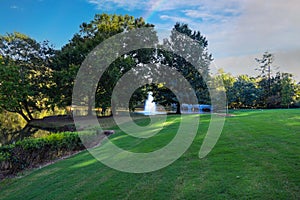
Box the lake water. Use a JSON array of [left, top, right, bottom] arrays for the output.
[[0, 111, 52, 146]]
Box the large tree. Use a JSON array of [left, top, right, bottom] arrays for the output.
[[51, 14, 155, 115], [213, 69, 236, 109], [231, 75, 260, 108], [0, 32, 55, 121], [153, 23, 212, 113]]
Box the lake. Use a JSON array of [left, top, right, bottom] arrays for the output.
[[0, 111, 53, 146]]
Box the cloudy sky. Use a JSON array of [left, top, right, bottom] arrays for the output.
[[1, 0, 300, 79]]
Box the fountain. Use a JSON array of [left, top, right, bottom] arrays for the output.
[[144, 92, 157, 115]]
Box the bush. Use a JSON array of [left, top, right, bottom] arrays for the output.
[[0, 132, 85, 176]]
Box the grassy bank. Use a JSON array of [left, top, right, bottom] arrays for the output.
[[0, 109, 299, 199]]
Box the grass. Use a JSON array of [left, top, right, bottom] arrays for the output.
[[0, 109, 299, 199]]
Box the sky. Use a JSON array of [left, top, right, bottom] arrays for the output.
[[1, 0, 300, 79]]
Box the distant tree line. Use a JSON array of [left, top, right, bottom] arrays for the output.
[[214, 52, 300, 109], [0, 14, 299, 122]]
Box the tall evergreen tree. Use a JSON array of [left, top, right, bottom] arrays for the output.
[[255, 52, 277, 108]]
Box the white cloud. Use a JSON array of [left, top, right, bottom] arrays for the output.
[[196, 0, 300, 59], [183, 10, 214, 19], [213, 49, 300, 81], [10, 5, 19, 9], [87, 0, 145, 11], [160, 15, 191, 24], [87, 0, 243, 12], [86, 0, 300, 78], [235, 0, 300, 50]]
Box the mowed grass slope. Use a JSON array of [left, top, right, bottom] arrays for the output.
[[0, 109, 299, 199]]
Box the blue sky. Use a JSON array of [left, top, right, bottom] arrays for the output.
[[1, 0, 240, 51], [1, 0, 99, 48], [1, 0, 300, 77]]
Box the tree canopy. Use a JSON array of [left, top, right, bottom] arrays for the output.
[[51, 14, 155, 115], [0, 15, 299, 122], [152, 23, 212, 113], [0, 32, 55, 121]]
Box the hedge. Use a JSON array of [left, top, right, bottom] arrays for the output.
[[0, 132, 85, 177]]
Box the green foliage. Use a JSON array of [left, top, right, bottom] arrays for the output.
[[0, 32, 55, 121], [254, 52, 285, 108], [0, 132, 84, 175], [0, 18, 213, 117], [215, 68, 299, 109], [255, 52, 275, 79], [1, 18, 299, 119], [51, 14, 154, 114], [281, 73, 295, 108], [153, 23, 212, 113], [230, 75, 260, 108]]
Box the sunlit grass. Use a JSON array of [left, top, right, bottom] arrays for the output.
[[0, 109, 299, 199]]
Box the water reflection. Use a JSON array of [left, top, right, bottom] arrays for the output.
[[0, 111, 52, 146]]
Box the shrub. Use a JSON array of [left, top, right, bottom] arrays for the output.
[[0, 132, 85, 176]]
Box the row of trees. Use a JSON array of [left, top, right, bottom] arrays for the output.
[[0, 13, 299, 122], [0, 14, 211, 121], [215, 52, 300, 109]]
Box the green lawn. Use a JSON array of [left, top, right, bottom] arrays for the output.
[[0, 109, 299, 199]]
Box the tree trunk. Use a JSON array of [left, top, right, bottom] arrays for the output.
[[176, 102, 181, 114], [110, 98, 117, 116], [3, 106, 31, 122], [18, 110, 30, 122], [22, 101, 34, 120], [87, 104, 93, 116], [87, 96, 94, 116]]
